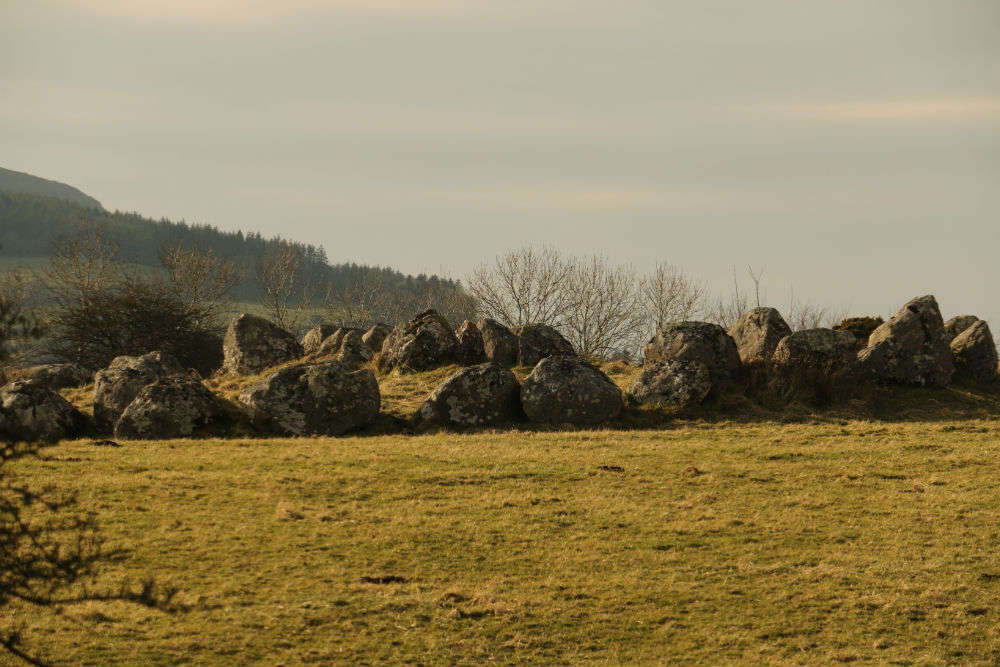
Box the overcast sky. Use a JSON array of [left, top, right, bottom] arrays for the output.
[[3, 0, 998, 325]]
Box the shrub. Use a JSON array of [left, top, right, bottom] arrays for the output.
[[833, 316, 884, 350]]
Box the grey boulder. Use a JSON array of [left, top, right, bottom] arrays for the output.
[[362, 323, 392, 353], [626, 360, 712, 408], [728, 307, 792, 364], [93, 351, 185, 432], [772, 329, 857, 370], [455, 320, 486, 365], [0, 380, 86, 442], [20, 363, 91, 391], [644, 322, 742, 383], [222, 314, 303, 375], [114, 375, 227, 440], [521, 356, 622, 425], [301, 324, 338, 356], [943, 315, 980, 342], [338, 330, 373, 368], [377, 310, 459, 373], [477, 319, 519, 366], [239, 360, 380, 436], [857, 295, 954, 386], [950, 320, 998, 384], [419, 362, 521, 426], [513, 323, 575, 367]]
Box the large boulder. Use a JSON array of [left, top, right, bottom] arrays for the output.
[[301, 324, 338, 356], [377, 310, 459, 373], [20, 363, 91, 391], [513, 324, 575, 367], [114, 375, 227, 440], [950, 320, 998, 384], [728, 308, 791, 364], [943, 315, 980, 342], [93, 352, 185, 432], [477, 319, 519, 367], [644, 322, 742, 383], [520, 356, 622, 425], [361, 324, 392, 353], [455, 320, 486, 365], [239, 360, 380, 436], [317, 327, 360, 357], [626, 360, 712, 408], [338, 330, 373, 368], [419, 362, 521, 426], [222, 314, 303, 375], [857, 295, 954, 387], [772, 329, 857, 370], [0, 380, 86, 442]]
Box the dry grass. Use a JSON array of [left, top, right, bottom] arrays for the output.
[[9, 420, 1000, 666]]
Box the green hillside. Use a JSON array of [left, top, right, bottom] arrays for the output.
[[0, 166, 103, 209]]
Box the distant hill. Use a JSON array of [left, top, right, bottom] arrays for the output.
[[0, 166, 103, 210]]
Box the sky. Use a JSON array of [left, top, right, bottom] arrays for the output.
[[2, 0, 998, 325]]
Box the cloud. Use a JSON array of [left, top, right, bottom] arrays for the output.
[[760, 97, 1000, 122]]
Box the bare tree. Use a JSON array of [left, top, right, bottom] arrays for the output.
[[0, 271, 46, 363], [324, 274, 394, 328], [255, 247, 315, 330], [561, 255, 645, 358], [706, 267, 751, 330], [44, 222, 121, 310], [640, 262, 706, 336], [785, 288, 848, 331], [746, 265, 765, 308], [467, 246, 573, 327], [159, 241, 243, 314]]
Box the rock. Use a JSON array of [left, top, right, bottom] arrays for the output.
[[114, 375, 226, 440], [520, 356, 622, 425], [239, 360, 380, 436], [20, 363, 91, 390], [455, 320, 486, 365], [857, 295, 954, 386], [222, 314, 303, 375], [728, 308, 792, 364], [950, 320, 998, 384], [338, 330, 373, 368], [0, 380, 86, 441], [832, 317, 884, 350], [477, 319, 519, 366], [361, 323, 392, 353], [317, 327, 360, 357], [419, 363, 521, 426], [377, 310, 459, 373], [93, 352, 185, 432], [772, 329, 857, 370], [644, 322, 742, 383], [943, 315, 980, 342], [626, 360, 712, 408], [513, 323, 575, 366], [301, 324, 338, 356]]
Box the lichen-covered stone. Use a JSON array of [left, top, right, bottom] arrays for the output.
[[644, 322, 742, 383], [114, 375, 226, 440], [513, 323, 575, 367], [0, 380, 86, 441], [361, 323, 392, 353], [419, 362, 521, 426], [455, 320, 486, 365], [20, 363, 91, 391], [772, 329, 857, 370], [857, 295, 953, 386], [93, 351, 185, 432], [520, 356, 622, 425], [626, 360, 712, 408], [943, 315, 980, 342], [377, 310, 459, 373], [477, 319, 519, 366], [301, 324, 338, 356], [239, 360, 380, 436], [338, 330, 373, 368], [729, 308, 791, 364], [222, 314, 302, 374], [950, 320, 998, 384]]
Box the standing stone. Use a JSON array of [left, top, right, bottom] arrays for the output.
[[338, 330, 373, 368], [520, 356, 622, 425], [950, 320, 998, 384], [644, 322, 742, 383], [728, 308, 792, 364], [626, 360, 712, 408], [301, 324, 338, 356], [239, 360, 380, 436], [222, 314, 303, 375], [0, 380, 86, 442], [93, 351, 185, 432], [114, 375, 227, 440], [377, 310, 459, 373], [857, 295, 954, 386], [20, 363, 91, 391], [455, 320, 486, 365], [362, 323, 392, 353], [419, 363, 521, 426], [943, 315, 980, 342], [772, 329, 857, 371], [477, 319, 519, 366], [513, 323, 575, 367]]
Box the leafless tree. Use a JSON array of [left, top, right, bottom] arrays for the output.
[[561, 255, 645, 357], [324, 274, 393, 328], [43, 222, 122, 310], [255, 247, 315, 330], [785, 289, 848, 331], [467, 246, 573, 327], [706, 267, 752, 330], [640, 262, 706, 336], [159, 241, 243, 315], [746, 265, 765, 308]]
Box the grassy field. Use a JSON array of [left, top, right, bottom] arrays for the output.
[[9, 416, 1000, 666]]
